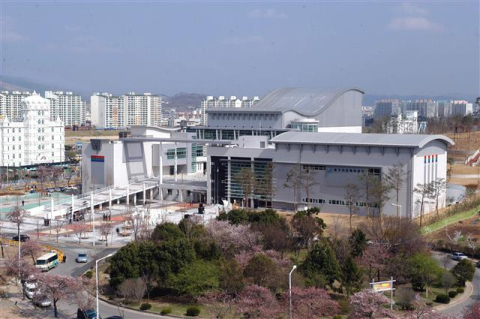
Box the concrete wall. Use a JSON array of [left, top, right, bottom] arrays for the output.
[[208, 139, 449, 218]]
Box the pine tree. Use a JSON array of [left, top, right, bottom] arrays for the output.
[[340, 256, 363, 296]]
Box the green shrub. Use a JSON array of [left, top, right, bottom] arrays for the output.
[[448, 291, 458, 298], [186, 306, 201, 317], [333, 316, 343, 319], [140, 303, 152, 311], [456, 287, 465, 294], [338, 299, 350, 315], [160, 307, 172, 315], [84, 270, 93, 279], [435, 294, 451, 304]]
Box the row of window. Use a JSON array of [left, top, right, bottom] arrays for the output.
[[301, 197, 379, 208], [302, 164, 326, 171], [166, 148, 187, 160]]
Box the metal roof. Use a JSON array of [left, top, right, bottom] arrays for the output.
[[270, 132, 454, 148], [247, 87, 364, 116]]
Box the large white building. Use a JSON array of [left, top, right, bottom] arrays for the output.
[[200, 95, 260, 125], [0, 91, 32, 121], [0, 92, 65, 167], [91, 92, 162, 129], [45, 91, 86, 126], [91, 93, 125, 129]]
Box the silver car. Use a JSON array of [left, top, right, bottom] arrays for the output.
[[76, 253, 88, 263], [33, 295, 52, 307], [450, 252, 468, 261]]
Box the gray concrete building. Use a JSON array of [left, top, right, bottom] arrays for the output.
[[207, 132, 453, 219]]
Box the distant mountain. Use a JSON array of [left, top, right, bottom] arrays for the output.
[[0, 75, 71, 95], [164, 92, 207, 111], [363, 94, 477, 106]]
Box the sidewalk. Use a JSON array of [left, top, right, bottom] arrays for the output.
[[434, 281, 474, 311]]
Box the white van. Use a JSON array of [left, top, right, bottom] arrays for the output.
[[36, 252, 59, 271]]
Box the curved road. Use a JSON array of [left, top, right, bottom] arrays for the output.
[[432, 251, 480, 315], [52, 244, 170, 319]]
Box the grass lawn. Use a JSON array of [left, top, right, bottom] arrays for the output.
[[123, 301, 206, 317], [421, 206, 480, 235]]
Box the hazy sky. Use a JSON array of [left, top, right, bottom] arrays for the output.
[[1, 0, 479, 97]]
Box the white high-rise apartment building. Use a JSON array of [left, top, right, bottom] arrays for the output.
[[0, 92, 64, 167], [200, 95, 260, 125], [122, 92, 162, 127], [91, 92, 162, 129], [0, 91, 33, 121], [451, 100, 473, 116], [91, 93, 125, 129], [45, 91, 86, 126]]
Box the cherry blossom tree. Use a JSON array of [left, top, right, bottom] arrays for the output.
[[235, 284, 282, 319], [463, 302, 480, 319], [5, 256, 39, 299], [358, 242, 390, 281], [348, 290, 393, 319], [206, 220, 261, 255], [71, 223, 89, 244], [281, 287, 339, 319], [21, 240, 43, 264], [37, 273, 81, 318]]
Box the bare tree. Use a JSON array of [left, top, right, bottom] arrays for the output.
[[54, 220, 65, 243], [430, 178, 446, 218], [5, 255, 39, 299], [37, 273, 81, 318], [345, 183, 360, 232], [7, 206, 28, 262], [300, 166, 319, 207], [21, 240, 42, 264], [51, 167, 63, 188], [385, 163, 405, 218], [99, 221, 113, 246], [414, 183, 433, 227], [256, 162, 275, 208], [117, 278, 146, 302], [71, 223, 89, 244], [0, 219, 4, 257], [283, 165, 302, 212], [235, 167, 256, 209]]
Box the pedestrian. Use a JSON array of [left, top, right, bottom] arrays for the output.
[[116, 228, 119, 234], [21, 200, 25, 206]]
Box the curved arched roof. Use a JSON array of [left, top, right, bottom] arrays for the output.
[[250, 87, 364, 117], [270, 132, 455, 148]]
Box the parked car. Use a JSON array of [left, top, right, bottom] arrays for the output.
[[77, 308, 99, 319], [12, 234, 30, 242], [105, 316, 123, 319], [33, 295, 52, 307], [476, 261, 480, 268], [25, 286, 36, 299], [75, 253, 88, 263], [24, 275, 37, 290], [450, 252, 468, 261]]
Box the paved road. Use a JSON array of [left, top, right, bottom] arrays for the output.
[[50, 243, 170, 319], [432, 251, 480, 315]]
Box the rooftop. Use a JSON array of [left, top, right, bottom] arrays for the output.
[[270, 132, 454, 148], [205, 87, 363, 116]]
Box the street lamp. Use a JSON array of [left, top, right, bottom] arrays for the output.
[[390, 203, 401, 218], [96, 253, 114, 319], [289, 265, 297, 319]]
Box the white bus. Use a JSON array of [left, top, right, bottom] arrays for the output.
[[36, 252, 59, 271]]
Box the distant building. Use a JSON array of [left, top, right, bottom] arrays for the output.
[[374, 99, 401, 118], [405, 100, 437, 119], [91, 93, 124, 129], [90, 92, 162, 129], [451, 100, 473, 116], [0, 91, 32, 121], [436, 100, 451, 118], [200, 95, 260, 125], [45, 91, 86, 126], [0, 92, 65, 167], [387, 111, 420, 134], [122, 92, 162, 127]]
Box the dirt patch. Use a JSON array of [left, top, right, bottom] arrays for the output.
[[451, 163, 480, 175], [425, 215, 480, 243]]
